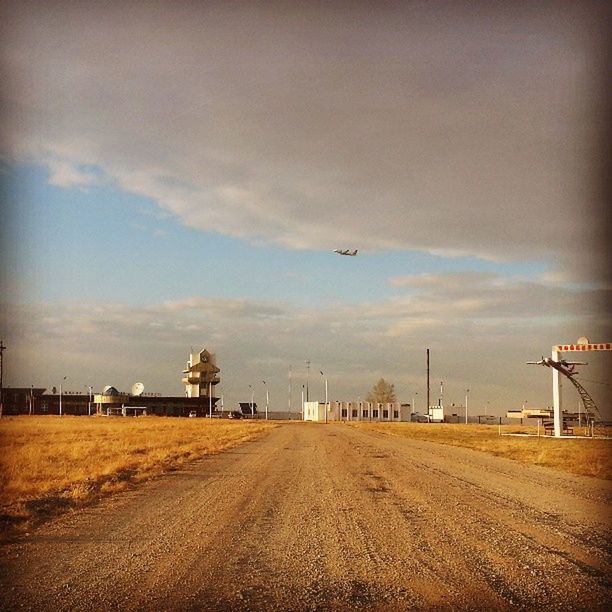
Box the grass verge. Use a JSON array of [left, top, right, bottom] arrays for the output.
[[0, 416, 276, 534], [349, 422, 611, 480]]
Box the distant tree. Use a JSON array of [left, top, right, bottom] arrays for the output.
[[366, 378, 396, 403]]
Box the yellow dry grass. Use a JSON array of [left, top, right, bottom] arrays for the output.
[[0, 416, 275, 526], [350, 422, 611, 480]]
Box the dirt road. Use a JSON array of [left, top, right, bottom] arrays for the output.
[[1, 423, 610, 611]]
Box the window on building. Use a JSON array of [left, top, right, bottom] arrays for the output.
[[363, 410, 368, 418], [352, 409, 358, 417], [393, 410, 399, 418], [373, 409, 379, 418], [382, 410, 389, 419], [341, 408, 347, 417]]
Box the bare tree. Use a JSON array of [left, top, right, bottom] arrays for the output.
[[366, 378, 396, 403]]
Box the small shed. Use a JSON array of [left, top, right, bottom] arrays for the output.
[[303, 401, 327, 422]]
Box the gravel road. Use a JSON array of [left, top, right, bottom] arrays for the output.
[[1, 423, 610, 611]]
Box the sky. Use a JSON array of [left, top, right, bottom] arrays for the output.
[[1, 1, 610, 416]]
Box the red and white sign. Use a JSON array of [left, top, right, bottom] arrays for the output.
[[554, 343, 611, 352]]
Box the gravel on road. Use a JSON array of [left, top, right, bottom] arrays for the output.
[[1, 423, 610, 611]]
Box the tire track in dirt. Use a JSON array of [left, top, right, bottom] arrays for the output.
[[0, 423, 610, 611], [338, 425, 611, 610]]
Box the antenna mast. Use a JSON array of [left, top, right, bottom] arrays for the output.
[[426, 348, 430, 412]]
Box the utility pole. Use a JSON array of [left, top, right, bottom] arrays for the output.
[[288, 365, 292, 420], [0, 340, 5, 417], [426, 348, 430, 414], [305, 360, 310, 402]]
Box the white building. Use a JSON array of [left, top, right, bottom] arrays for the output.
[[428, 405, 444, 422], [303, 401, 405, 422], [181, 349, 220, 399]]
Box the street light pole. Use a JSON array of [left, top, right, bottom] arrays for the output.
[[320, 371, 328, 424], [262, 380, 269, 420], [326, 378, 328, 423], [465, 389, 469, 424], [288, 365, 292, 420], [85, 385, 93, 416], [59, 376, 66, 416], [208, 381, 212, 418], [249, 384, 254, 418]]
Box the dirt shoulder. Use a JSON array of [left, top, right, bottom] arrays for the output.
[[1, 423, 610, 610]]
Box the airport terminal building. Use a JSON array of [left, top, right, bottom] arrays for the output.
[[2, 348, 220, 417]]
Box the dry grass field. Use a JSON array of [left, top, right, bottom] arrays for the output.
[[0, 416, 276, 529], [350, 422, 611, 480]]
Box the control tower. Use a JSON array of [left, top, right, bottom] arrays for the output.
[[182, 349, 220, 399]]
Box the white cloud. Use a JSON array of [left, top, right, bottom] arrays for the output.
[[1, 2, 608, 280], [160, 297, 287, 318], [2, 272, 610, 416], [45, 158, 101, 188], [389, 272, 496, 291]]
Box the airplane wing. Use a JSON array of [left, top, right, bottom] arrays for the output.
[[526, 357, 546, 365]]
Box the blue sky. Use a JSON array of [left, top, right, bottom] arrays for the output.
[[1, 2, 609, 414], [7, 161, 550, 307]]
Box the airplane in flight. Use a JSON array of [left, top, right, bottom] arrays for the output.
[[333, 249, 358, 256], [526, 356, 587, 374]]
